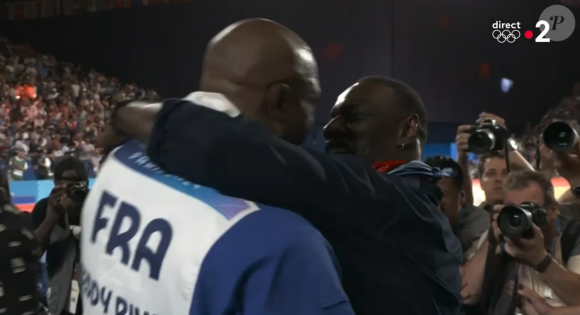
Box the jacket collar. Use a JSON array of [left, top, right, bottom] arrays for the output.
[[183, 91, 241, 118], [375, 160, 456, 181]]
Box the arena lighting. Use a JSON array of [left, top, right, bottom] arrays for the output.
[[479, 63, 490, 79], [501, 77, 514, 93]]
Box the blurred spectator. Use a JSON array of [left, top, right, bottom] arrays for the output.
[[33, 149, 54, 180], [9, 148, 27, 181]]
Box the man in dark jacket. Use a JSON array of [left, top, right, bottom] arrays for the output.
[[108, 19, 462, 315]]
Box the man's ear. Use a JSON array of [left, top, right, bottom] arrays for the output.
[[260, 83, 291, 136], [399, 114, 419, 140], [263, 83, 291, 116], [405, 114, 420, 139], [460, 189, 466, 206]]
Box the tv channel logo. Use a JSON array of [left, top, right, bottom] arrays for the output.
[[492, 21, 521, 43], [492, 5, 575, 43]]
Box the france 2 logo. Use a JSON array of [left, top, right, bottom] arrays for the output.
[[535, 4, 575, 42]]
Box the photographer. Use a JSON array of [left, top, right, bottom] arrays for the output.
[[0, 170, 44, 315], [31, 157, 89, 315], [455, 113, 534, 210], [463, 170, 580, 313], [539, 138, 580, 220], [424, 156, 490, 261]]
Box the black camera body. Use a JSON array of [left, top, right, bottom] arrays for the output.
[[497, 202, 548, 239], [543, 121, 579, 153], [468, 119, 508, 154], [67, 182, 89, 207]]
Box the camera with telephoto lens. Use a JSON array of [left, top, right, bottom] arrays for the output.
[[67, 182, 89, 207], [467, 119, 508, 154], [497, 202, 548, 239], [543, 121, 579, 153]]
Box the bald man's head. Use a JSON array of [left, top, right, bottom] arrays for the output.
[[200, 19, 320, 144]]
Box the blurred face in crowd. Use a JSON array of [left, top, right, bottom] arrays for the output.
[[54, 170, 79, 187], [324, 80, 415, 162], [503, 183, 559, 241], [480, 156, 508, 205], [437, 177, 465, 229]]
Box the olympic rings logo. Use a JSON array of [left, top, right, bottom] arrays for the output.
[[492, 30, 521, 43]]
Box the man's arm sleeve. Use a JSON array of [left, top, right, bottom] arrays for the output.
[[147, 101, 369, 218], [242, 233, 355, 315]]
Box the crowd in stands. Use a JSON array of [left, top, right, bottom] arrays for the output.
[[0, 37, 159, 181], [1, 36, 579, 182]]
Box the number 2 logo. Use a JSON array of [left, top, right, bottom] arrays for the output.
[[535, 20, 550, 42]]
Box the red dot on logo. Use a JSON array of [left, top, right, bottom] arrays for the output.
[[525, 30, 533, 39]]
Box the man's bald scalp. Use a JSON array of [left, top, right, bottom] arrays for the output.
[[201, 19, 315, 90]]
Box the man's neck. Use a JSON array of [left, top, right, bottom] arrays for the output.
[[374, 148, 421, 163], [374, 153, 421, 164], [449, 216, 460, 230]]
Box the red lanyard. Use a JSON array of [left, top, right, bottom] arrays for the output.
[[372, 160, 406, 173]]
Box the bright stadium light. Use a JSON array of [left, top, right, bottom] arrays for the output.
[[501, 77, 514, 93]]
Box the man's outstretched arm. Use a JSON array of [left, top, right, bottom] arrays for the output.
[[114, 100, 371, 223]]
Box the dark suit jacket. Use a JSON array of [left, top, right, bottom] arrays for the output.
[[146, 97, 463, 315]]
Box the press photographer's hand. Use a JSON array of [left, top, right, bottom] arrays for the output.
[[47, 185, 67, 220], [503, 223, 548, 266], [455, 125, 473, 161], [539, 140, 556, 179], [47, 184, 76, 218], [507, 281, 552, 315]]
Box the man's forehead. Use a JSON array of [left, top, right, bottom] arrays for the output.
[[438, 177, 456, 192], [504, 184, 544, 204], [335, 83, 358, 105], [335, 81, 396, 106], [484, 157, 507, 169]]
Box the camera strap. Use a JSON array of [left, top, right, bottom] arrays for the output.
[[480, 227, 499, 314], [499, 217, 563, 315], [506, 263, 520, 315], [481, 229, 520, 315]]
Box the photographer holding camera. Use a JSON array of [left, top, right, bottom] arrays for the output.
[[463, 170, 580, 314], [31, 157, 90, 315], [455, 113, 534, 211]]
